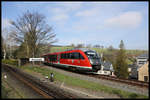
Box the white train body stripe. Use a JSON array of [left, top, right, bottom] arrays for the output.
[[52, 62, 92, 69]]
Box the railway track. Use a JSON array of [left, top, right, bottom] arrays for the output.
[[43, 64, 149, 89], [88, 74, 149, 88], [44, 64, 149, 89], [45, 64, 149, 88], [2, 64, 78, 99]]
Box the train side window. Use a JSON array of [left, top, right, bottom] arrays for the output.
[[61, 54, 62, 59], [51, 55, 53, 61], [49, 55, 51, 61], [65, 53, 67, 59], [66, 53, 68, 59], [79, 53, 84, 59], [65, 53, 68, 59], [74, 52, 79, 59], [61, 53, 64, 59], [55, 55, 57, 61], [70, 53, 75, 59], [68, 53, 71, 59], [66, 53, 72, 59], [66, 53, 69, 59], [63, 53, 65, 59]]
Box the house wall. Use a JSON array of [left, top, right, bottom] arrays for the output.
[[138, 62, 149, 82]]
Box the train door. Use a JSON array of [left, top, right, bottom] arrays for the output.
[[73, 52, 80, 66], [66, 53, 71, 65], [58, 54, 60, 64], [78, 52, 85, 67]]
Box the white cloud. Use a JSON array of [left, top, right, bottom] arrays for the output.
[[51, 14, 69, 21], [105, 11, 142, 28], [52, 7, 66, 14], [58, 2, 82, 11], [75, 8, 99, 17], [60, 38, 87, 45], [49, 2, 82, 23]]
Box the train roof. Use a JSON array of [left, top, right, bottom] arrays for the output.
[[65, 48, 96, 52], [42, 48, 97, 56]]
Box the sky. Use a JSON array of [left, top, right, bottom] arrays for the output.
[[2, 1, 149, 50]]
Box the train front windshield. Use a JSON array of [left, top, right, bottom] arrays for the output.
[[84, 51, 100, 59], [85, 50, 101, 71]]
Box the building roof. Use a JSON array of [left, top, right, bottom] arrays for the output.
[[137, 53, 149, 58], [137, 61, 149, 69]]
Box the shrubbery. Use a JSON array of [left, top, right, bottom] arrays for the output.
[[2, 59, 18, 66]]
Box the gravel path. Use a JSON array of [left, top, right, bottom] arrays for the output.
[[41, 64, 149, 96]]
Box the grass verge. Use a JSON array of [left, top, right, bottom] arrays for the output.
[[2, 61, 148, 98], [17, 65, 147, 98]]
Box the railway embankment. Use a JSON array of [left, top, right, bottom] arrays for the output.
[[2, 62, 148, 98], [2, 64, 82, 98], [40, 64, 149, 97]]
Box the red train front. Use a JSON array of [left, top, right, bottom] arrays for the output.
[[42, 48, 102, 73]]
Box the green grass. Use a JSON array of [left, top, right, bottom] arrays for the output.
[[2, 59, 18, 66], [1, 85, 9, 98], [2, 59, 148, 98], [50, 46, 147, 54], [16, 65, 147, 98], [50, 46, 74, 53]]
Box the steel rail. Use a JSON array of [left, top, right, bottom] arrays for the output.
[[2, 64, 77, 99], [88, 74, 149, 88], [3, 65, 53, 99]]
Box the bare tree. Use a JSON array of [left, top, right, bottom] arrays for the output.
[[2, 35, 6, 59], [76, 44, 84, 48], [86, 44, 92, 48], [93, 44, 100, 48], [9, 11, 57, 58], [108, 45, 114, 51], [70, 43, 75, 48], [2, 29, 13, 59]]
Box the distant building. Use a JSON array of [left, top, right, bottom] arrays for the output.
[[137, 61, 149, 82], [129, 53, 149, 80], [136, 53, 148, 67], [98, 61, 115, 76], [128, 64, 138, 79]]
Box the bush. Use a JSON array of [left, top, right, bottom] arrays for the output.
[[2, 59, 18, 66]]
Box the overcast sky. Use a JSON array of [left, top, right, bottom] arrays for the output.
[[2, 1, 148, 50]]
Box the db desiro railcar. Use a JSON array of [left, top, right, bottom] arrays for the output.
[[42, 48, 102, 74]]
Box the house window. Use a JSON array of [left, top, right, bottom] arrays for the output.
[[144, 76, 148, 82]]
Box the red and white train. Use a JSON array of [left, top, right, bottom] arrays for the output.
[[42, 48, 102, 74]]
